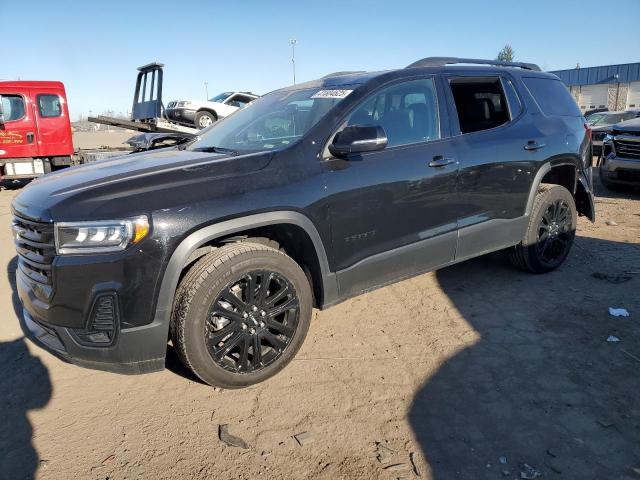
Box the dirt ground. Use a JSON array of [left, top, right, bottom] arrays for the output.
[[72, 130, 136, 150], [1, 166, 639, 480]]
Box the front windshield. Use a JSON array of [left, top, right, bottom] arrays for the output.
[[188, 87, 352, 153], [586, 113, 605, 124], [592, 113, 628, 126], [210, 92, 233, 103]]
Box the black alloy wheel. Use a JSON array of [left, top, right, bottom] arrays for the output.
[[205, 271, 300, 373], [536, 199, 573, 266]]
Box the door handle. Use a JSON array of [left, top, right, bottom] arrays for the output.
[[524, 140, 545, 151], [429, 155, 456, 168], [26, 132, 34, 144]]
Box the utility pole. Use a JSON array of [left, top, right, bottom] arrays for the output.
[[204, 81, 209, 100], [289, 38, 297, 85]]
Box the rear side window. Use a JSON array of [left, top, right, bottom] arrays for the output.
[[522, 77, 581, 117], [449, 77, 510, 134], [1, 95, 26, 121], [38, 94, 62, 117]]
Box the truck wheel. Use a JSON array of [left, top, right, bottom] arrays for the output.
[[509, 184, 577, 273], [195, 110, 216, 128], [171, 242, 312, 388]]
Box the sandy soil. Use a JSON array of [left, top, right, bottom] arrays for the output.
[[0, 171, 639, 480]]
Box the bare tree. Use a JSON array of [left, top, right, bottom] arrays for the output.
[[496, 45, 515, 62]]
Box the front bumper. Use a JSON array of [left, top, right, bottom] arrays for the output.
[[600, 155, 640, 185], [165, 108, 196, 126], [14, 215, 170, 374]]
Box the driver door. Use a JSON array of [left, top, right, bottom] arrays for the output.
[[324, 77, 459, 297]]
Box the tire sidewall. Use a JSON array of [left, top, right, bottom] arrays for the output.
[[182, 250, 312, 388], [195, 111, 215, 128], [524, 185, 577, 273]]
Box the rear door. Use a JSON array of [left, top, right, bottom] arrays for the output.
[[443, 74, 542, 260], [0, 89, 39, 159], [32, 88, 73, 157]]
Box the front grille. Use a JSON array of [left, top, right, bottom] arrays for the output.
[[167, 101, 176, 109], [12, 215, 56, 285], [614, 135, 640, 159]]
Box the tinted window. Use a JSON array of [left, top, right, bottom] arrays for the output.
[[345, 78, 439, 147], [37, 94, 62, 118], [522, 77, 581, 117], [1, 94, 26, 121], [449, 77, 510, 134]]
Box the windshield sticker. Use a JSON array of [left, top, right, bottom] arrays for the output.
[[311, 89, 353, 99]]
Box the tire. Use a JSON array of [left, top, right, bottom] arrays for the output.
[[509, 184, 577, 274], [171, 242, 312, 388], [194, 110, 216, 129]]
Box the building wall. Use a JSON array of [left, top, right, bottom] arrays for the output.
[[607, 84, 629, 111]]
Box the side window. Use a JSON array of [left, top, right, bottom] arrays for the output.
[[1, 94, 26, 122], [522, 77, 581, 117], [37, 94, 62, 118], [449, 77, 510, 134], [227, 95, 252, 109], [345, 78, 439, 147]]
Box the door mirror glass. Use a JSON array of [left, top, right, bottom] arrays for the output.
[[329, 125, 388, 158]]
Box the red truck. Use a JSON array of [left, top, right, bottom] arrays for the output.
[[0, 81, 75, 179], [1, 65, 197, 181]]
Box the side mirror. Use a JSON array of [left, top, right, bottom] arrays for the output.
[[329, 125, 388, 158]]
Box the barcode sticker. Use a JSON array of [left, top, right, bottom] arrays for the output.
[[311, 89, 353, 99]]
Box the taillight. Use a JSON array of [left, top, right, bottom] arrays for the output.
[[584, 122, 592, 141]]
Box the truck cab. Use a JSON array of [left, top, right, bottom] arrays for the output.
[[0, 81, 74, 180]]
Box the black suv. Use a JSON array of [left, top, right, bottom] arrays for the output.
[[13, 57, 595, 388]]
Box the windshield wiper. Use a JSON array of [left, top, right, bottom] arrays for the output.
[[191, 146, 238, 155]]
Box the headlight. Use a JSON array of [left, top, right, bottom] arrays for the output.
[[54, 216, 149, 255], [176, 101, 191, 107]]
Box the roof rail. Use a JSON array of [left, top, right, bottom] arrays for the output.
[[406, 57, 541, 72], [322, 70, 366, 79]]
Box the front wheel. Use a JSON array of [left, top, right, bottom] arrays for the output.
[[171, 242, 312, 388], [194, 110, 216, 129], [510, 184, 577, 273]]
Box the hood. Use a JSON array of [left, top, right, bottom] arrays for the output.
[[612, 118, 640, 134], [12, 148, 273, 222]]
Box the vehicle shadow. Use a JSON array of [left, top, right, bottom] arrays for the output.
[[409, 236, 640, 478], [1, 259, 52, 479]]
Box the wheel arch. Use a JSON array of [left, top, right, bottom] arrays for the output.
[[195, 108, 218, 119], [152, 212, 338, 342], [525, 160, 594, 221]]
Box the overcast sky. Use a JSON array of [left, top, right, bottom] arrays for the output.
[[3, 0, 639, 118]]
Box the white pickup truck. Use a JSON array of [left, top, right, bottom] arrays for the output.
[[165, 91, 259, 128]]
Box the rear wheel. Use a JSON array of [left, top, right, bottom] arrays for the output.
[[171, 242, 312, 388], [510, 184, 577, 273], [195, 110, 216, 129]]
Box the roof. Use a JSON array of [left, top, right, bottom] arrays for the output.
[[0, 80, 65, 89], [285, 64, 554, 91], [550, 63, 640, 86]]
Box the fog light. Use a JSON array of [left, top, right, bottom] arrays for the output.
[[70, 293, 119, 346]]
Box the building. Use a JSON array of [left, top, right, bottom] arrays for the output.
[[550, 63, 640, 112]]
